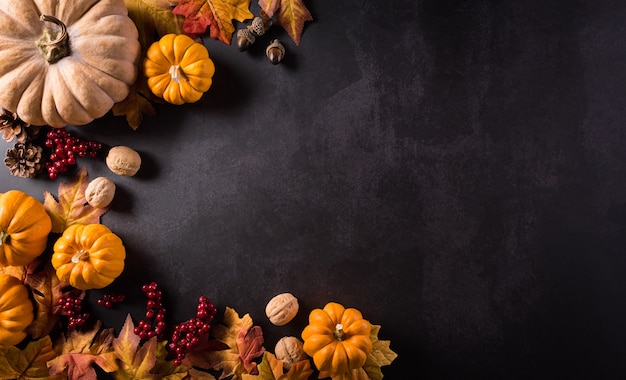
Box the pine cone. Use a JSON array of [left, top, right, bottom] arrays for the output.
[[5, 142, 43, 178], [0, 108, 40, 143]]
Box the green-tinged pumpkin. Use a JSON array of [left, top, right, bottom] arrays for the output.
[[52, 223, 125, 290], [301, 302, 373, 376], [0, 274, 34, 346], [0, 190, 52, 267], [0, 0, 140, 127]]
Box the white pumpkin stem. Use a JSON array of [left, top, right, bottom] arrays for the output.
[[36, 15, 71, 64], [71, 249, 90, 263], [334, 323, 345, 341], [0, 231, 8, 245], [169, 65, 188, 83]]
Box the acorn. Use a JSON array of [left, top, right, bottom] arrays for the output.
[[236, 16, 273, 51], [266, 39, 285, 65]]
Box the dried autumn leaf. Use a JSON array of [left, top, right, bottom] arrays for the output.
[[43, 166, 109, 233], [259, 0, 312, 45], [186, 368, 218, 379], [205, 307, 259, 379], [0, 336, 63, 380], [237, 325, 265, 373], [173, 0, 254, 44], [242, 352, 313, 380], [151, 339, 191, 379], [112, 82, 157, 130], [24, 260, 66, 339], [113, 314, 159, 379], [361, 324, 398, 380], [48, 320, 119, 380], [125, 0, 185, 45], [182, 333, 229, 369]]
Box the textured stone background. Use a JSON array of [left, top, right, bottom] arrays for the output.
[[2, 0, 626, 378]]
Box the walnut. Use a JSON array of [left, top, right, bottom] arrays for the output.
[[265, 293, 299, 326], [85, 177, 116, 208], [275, 336, 307, 370], [106, 146, 141, 176]]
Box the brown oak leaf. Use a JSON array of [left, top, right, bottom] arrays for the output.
[[0, 336, 63, 380], [258, 0, 312, 45], [242, 352, 313, 380], [173, 0, 254, 44], [48, 321, 119, 380], [43, 166, 108, 233]]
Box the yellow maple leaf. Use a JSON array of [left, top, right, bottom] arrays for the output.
[[113, 314, 159, 380], [43, 166, 109, 233], [205, 307, 255, 379], [259, 0, 312, 45], [48, 321, 119, 379], [0, 336, 63, 380]]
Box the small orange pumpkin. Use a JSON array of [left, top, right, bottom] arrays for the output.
[[301, 302, 373, 376], [51, 223, 125, 290], [0, 190, 52, 267], [144, 33, 215, 105], [0, 273, 34, 346]]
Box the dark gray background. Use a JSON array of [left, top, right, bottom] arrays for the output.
[[2, 0, 626, 378]]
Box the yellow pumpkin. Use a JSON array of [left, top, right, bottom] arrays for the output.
[[301, 302, 373, 376], [0, 274, 34, 346], [144, 33, 215, 105], [0, 190, 52, 267], [0, 0, 140, 127], [52, 223, 125, 290]]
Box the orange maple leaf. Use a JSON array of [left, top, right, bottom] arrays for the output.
[[43, 166, 109, 233], [173, 0, 254, 44], [259, 0, 312, 45]]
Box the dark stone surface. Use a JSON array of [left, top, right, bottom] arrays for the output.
[[2, 0, 626, 378]]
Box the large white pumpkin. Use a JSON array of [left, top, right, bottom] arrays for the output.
[[0, 0, 140, 127]]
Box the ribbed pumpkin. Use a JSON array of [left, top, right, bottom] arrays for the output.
[[144, 33, 215, 105], [52, 223, 125, 290], [301, 302, 373, 376], [0, 274, 34, 346], [0, 190, 52, 267], [0, 0, 140, 127]]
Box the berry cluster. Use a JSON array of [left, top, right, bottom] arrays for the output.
[[57, 292, 90, 329], [44, 128, 103, 179], [97, 294, 125, 308], [168, 296, 217, 366], [134, 282, 167, 340]]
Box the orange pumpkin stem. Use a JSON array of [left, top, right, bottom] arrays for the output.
[[71, 249, 90, 263], [334, 323, 345, 341], [36, 14, 71, 64]]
